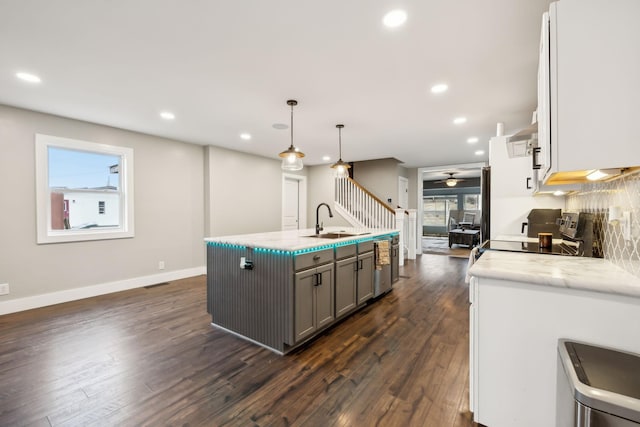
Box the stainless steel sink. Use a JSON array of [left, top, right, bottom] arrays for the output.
[[305, 232, 370, 239]]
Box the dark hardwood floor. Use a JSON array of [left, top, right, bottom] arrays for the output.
[[0, 254, 478, 426]]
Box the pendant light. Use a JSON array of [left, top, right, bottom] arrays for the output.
[[330, 124, 350, 177], [279, 99, 305, 171]]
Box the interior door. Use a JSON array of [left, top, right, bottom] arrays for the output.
[[398, 176, 409, 208], [283, 177, 300, 230]]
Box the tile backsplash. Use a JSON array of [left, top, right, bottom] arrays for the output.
[[566, 170, 640, 277]]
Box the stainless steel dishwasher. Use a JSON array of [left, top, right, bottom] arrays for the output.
[[557, 339, 640, 426]]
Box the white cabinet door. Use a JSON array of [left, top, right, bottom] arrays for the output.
[[540, 0, 640, 183]]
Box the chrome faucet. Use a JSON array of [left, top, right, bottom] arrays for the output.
[[315, 203, 333, 234]]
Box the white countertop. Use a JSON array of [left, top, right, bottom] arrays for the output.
[[469, 250, 640, 299], [205, 227, 398, 252]]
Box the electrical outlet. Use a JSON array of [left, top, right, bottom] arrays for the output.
[[0, 283, 9, 295], [622, 211, 631, 241], [158, 261, 165, 270]]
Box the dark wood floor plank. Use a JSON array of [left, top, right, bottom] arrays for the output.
[[0, 256, 479, 426]]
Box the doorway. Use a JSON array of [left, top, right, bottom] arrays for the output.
[[282, 174, 307, 230], [398, 176, 409, 209], [416, 162, 486, 256]]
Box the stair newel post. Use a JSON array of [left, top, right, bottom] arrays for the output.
[[395, 208, 406, 266]]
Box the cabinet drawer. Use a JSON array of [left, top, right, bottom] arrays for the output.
[[335, 244, 356, 260], [357, 240, 374, 254], [294, 248, 334, 271]]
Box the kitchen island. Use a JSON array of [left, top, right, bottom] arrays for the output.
[[205, 227, 399, 354], [468, 251, 640, 427]]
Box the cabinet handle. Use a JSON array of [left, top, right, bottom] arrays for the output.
[[526, 177, 532, 189], [532, 147, 541, 170], [359, 259, 363, 270], [313, 255, 321, 261], [313, 272, 322, 286]]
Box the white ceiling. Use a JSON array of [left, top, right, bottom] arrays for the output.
[[0, 0, 551, 169]]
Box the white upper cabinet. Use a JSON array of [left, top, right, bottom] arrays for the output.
[[538, 0, 640, 185]]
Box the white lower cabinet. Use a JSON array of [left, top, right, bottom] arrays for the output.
[[471, 277, 640, 427]]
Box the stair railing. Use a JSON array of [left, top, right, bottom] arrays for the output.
[[334, 176, 416, 264]]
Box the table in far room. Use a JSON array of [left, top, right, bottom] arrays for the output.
[[449, 228, 480, 248]]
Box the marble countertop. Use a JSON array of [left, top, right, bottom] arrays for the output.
[[205, 227, 398, 252], [469, 250, 640, 299]]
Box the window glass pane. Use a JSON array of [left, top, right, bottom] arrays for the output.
[[463, 194, 479, 210], [423, 196, 458, 226], [48, 147, 121, 230], [36, 133, 133, 244]]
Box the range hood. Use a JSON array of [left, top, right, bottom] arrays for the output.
[[505, 122, 537, 158]]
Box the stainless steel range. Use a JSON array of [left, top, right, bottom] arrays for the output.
[[481, 212, 597, 257]]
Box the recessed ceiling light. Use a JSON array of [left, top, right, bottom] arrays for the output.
[[160, 111, 175, 120], [475, 150, 485, 156], [453, 117, 467, 125], [272, 123, 288, 130], [467, 137, 479, 144], [322, 156, 331, 162], [383, 9, 407, 28], [240, 133, 251, 140], [430, 83, 448, 94], [16, 72, 41, 83]]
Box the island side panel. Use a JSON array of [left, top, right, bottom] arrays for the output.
[[207, 244, 293, 353]]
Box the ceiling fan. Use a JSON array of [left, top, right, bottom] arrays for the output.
[[436, 172, 465, 187]]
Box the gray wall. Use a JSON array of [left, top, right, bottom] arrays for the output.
[[306, 165, 351, 229], [406, 168, 418, 209], [352, 158, 403, 208], [204, 145, 293, 236], [0, 105, 205, 301]]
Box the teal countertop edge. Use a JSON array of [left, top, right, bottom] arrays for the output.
[[206, 232, 399, 256]]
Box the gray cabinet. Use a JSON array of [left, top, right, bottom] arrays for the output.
[[357, 251, 374, 305], [356, 240, 375, 305], [294, 249, 334, 343], [335, 244, 357, 319]]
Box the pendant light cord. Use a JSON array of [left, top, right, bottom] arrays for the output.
[[290, 103, 294, 149], [338, 126, 342, 161]]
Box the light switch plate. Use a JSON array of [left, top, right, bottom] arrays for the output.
[[0, 283, 9, 295]]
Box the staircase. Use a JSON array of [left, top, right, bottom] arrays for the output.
[[334, 176, 416, 264]]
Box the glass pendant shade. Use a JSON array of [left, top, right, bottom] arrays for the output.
[[280, 148, 304, 171], [446, 179, 457, 187], [330, 124, 350, 177], [279, 100, 304, 171]]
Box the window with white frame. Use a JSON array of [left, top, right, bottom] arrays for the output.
[[35, 134, 134, 244]]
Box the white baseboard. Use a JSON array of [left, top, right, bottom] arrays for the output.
[[0, 266, 206, 316]]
